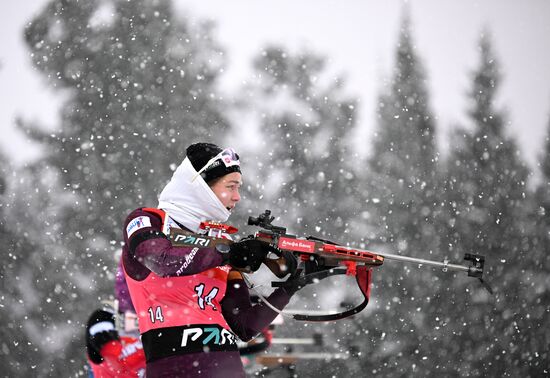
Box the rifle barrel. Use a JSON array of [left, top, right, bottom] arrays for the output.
[[378, 252, 470, 273], [271, 338, 317, 345]]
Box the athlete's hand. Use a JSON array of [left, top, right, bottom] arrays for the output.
[[262, 249, 298, 278], [91, 329, 118, 350], [278, 250, 298, 276], [228, 237, 271, 272]]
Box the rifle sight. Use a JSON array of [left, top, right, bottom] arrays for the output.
[[248, 210, 287, 234]]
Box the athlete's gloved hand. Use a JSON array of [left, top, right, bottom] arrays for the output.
[[280, 272, 308, 296], [90, 329, 118, 351], [278, 250, 298, 276], [228, 237, 271, 272]]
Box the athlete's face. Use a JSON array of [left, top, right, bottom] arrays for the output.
[[210, 172, 242, 211]]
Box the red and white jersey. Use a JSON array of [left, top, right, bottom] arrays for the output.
[[125, 261, 233, 333], [122, 207, 233, 333]]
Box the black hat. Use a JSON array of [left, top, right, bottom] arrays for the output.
[[186, 142, 241, 184]]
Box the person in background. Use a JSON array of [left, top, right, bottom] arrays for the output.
[[121, 142, 298, 377], [85, 297, 145, 377]]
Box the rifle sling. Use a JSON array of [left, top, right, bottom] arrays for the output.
[[272, 267, 370, 322]]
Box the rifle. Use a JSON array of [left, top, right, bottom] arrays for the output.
[[170, 210, 491, 321]]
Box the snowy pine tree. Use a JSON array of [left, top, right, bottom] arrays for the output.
[[0, 160, 72, 375], [232, 46, 360, 240], [442, 32, 531, 376], [359, 15, 446, 376], [527, 112, 550, 374], [367, 14, 440, 256], [533, 115, 550, 269], [0, 155, 40, 376]]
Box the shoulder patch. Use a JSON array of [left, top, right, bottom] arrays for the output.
[[126, 216, 152, 238]]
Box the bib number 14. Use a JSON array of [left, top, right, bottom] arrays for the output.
[[148, 306, 165, 323], [194, 283, 219, 310]]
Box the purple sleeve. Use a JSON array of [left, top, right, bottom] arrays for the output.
[[124, 209, 225, 278], [115, 259, 135, 313], [221, 278, 292, 341]]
